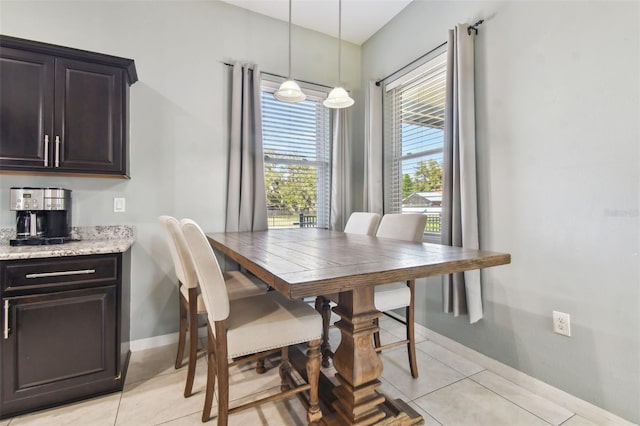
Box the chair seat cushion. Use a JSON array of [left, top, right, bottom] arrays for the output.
[[226, 292, 322, 359], [374, 282, 410, 312]]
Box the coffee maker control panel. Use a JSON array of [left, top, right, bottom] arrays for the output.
[[11, 188, 45, 210]]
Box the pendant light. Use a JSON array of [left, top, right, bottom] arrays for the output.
[[323, 0, 354, 109], [274, 0, 306, 103]]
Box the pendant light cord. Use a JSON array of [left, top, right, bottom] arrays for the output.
[[288, 0, 292, 79], [337, 0, 342, 85]]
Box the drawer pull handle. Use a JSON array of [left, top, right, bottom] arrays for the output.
[[44, 135, 49, 167], [54, 136, 61, 168], [3, 300, 9, 340], [25, 269, 96, 279]]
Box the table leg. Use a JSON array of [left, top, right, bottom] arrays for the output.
[[331, 287, 387, 425]]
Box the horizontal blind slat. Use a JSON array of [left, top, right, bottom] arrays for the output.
[[384, 49, 446, 229]]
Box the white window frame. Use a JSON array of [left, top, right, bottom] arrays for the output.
[[383, 47, 447, 243], [261, 77, 331, 229]]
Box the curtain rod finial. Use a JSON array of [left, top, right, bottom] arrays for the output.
[[467, 19, 485, 36]]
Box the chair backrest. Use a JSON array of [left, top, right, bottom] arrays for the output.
[[376, 214, 428, 243], [344, 212, 381, 236], [180, 219, 230, 322], [158, 215, 198, 289]]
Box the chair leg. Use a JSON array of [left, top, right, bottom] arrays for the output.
[[215, 322, 230, 426], [202, 326, 217, 423], [373, 317, 381, 349], [279, 346, 291, 391], [184, 288, 199, 397], [175, 290, 187, 369], [407, 281, 418, 378], [256, 356, 266, 374], [306, 339, 323, 424], [315, 296, 332, 368]]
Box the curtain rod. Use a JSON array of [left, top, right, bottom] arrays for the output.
[[222, 62, 334, 90], [375, 41, 446, 87], [375, 19, 485, 87], [467, 19, 485, 35]]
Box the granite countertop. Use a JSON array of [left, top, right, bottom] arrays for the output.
[[0, 225, 135, 260]]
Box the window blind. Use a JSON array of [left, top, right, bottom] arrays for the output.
[[261, 85, 330, 229], [383, 51, 447, 239]]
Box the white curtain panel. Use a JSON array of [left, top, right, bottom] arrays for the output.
[[363, 81, 384, 215], [330, 108, 352, 231], [226, 63, 268, 232], [441, 24, 483, 323]]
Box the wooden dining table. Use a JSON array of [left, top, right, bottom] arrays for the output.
[[207, 228, 511, 426]]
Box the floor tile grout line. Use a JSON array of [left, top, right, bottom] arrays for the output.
[[113, 390, 123, 426], [412, 404, 445, 426], [467, 369, 576, 422], [412, 341, 488, 378], [406, 376, 469, 424], [558, 414, 578, 425], [381, 376, 446, 426], [409, 375, 468, 401], [153, 408, 203, 426], [467, 374, 560, 426]]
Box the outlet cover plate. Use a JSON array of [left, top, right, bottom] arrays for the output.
[[553, 311, 571, 337]]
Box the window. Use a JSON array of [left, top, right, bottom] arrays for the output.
[[261, 80, 330, 229], [383, 49, 447, 242]]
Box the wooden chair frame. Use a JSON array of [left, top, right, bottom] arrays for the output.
[[316, 279, 418, 378], [202, 321, 322, 425], [175, 285, 202, 397], [372, 279, 418, 378]]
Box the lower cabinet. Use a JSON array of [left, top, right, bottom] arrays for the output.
[[0, 252, 130, 419]]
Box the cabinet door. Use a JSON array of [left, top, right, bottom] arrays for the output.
[[54, 58, 125, 174], [1, 286, 117, 416], [0, 48, 54, 170]]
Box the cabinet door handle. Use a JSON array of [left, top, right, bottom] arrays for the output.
[[44, 135, 49, 167], [3, 300, 9, 340], [25, 269, 96, 279], [55, 136, 61, 167]]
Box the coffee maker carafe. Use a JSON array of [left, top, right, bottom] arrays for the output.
[[10, 187, 72, 246]]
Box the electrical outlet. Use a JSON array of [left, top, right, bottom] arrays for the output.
[[553, 311, 571, 337], [113, 197, 126, 213]]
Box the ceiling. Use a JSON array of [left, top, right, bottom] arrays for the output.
[[220, 0, 413, 45]]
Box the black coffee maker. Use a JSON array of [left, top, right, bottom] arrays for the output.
[[10, 187, 72, 246]]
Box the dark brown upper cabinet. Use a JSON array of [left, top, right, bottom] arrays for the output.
[[0, 35, 137, 177]]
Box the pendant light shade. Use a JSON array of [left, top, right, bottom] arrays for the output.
[[324, 86, 354, 108], [275, 79, 306, 103], [274, 0, 306, 103], [324, 0, 353, 109]]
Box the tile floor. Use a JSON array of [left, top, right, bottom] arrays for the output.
[[1, 316, 605, 426]]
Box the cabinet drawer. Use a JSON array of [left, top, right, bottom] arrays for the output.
[[1, 254, 120, 295]]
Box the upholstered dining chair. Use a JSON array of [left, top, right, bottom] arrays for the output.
[[158, 215, 267, 398], [316, 212, 381, 366], [343, 212, 381, 236], [180, 219, 323, 425], [373, 213, 428, 378]]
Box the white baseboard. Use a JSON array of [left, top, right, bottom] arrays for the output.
[[412, 322, 635, 426], [129, 328, 208, 352], [129, 332, 179, 352]]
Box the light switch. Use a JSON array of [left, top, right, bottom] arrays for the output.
[[114, 197, 126, 213]]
